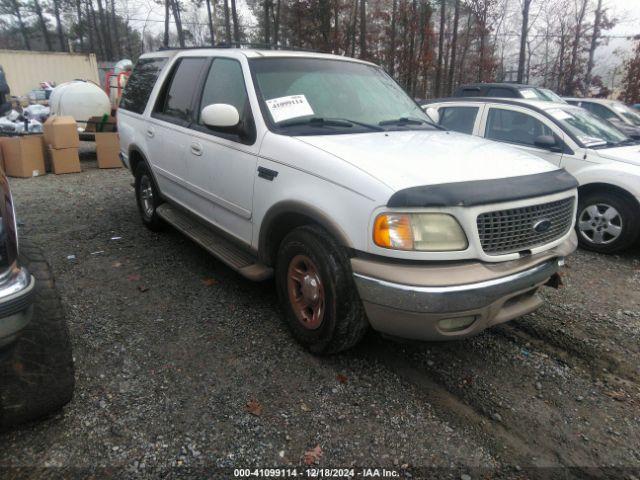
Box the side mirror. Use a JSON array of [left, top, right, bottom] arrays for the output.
[[424, 107, 440, 124], [201, 103, 240, 129], [534, 135, 561, 152]]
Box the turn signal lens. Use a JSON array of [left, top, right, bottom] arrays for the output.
[[373, 214, 414, 250], [373, 212, 468, 251]]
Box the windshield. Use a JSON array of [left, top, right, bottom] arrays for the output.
[[249, 57, 433, 134], [519, 87, 565, 103], [537, 88, 566, 103], [547, 107, 629, 147], [611, 102, 640, 127]]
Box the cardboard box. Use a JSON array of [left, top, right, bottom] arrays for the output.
[[48, 146, 81, 174], [95, 132, 121, 169], [85, 115, 117, 133], [1, 135, 46, 178], [43, 116, 80, 149]]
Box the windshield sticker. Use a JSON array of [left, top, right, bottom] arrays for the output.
[[520, 88, 538, 99], [266, 95, 314, 123], [548, 109, 572, 120]]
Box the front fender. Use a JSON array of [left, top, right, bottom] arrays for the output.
[[571, 162, 640, 202]]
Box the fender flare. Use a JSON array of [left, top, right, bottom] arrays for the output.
[[258, 201, 354, 264]]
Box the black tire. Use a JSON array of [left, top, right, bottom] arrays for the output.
[[576, 190, 640, 254], [134, 162, 164, 231], [0, 240, 75, 429], [275, 225, 369, 354]]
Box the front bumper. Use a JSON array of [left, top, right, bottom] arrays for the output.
[[0, 267, 35, 349], [352, 233, 576, 341]]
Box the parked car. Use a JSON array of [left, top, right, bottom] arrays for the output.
[[449, 83, 565, 103], [565, 98, 640, 139], [423, 97, 640, 253], [0, 171, 74, 428], [118, 48, 577, 353], [632, 104, 640, 112]]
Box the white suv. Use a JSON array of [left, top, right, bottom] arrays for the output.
[[118, 49, 577, 353], [425, 98, 640, 254]]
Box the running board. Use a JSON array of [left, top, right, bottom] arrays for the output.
[[156, 204, 273, 281]]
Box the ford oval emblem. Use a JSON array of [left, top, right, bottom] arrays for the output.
[[533, 219, 552, 233]]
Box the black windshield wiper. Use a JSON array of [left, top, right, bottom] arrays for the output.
[[277, 117, 384, 132], [378, 117, 430, 127]]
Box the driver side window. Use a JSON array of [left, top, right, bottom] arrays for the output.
[[485, 108, 553, 148]]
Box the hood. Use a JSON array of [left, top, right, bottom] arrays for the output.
[[594, 144, 640, 166], [295, 130, 558, 191]]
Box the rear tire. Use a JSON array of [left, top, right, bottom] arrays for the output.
[[275, 225, 369, 354], [134, 163, 164, 232], [0, 240, 75, 429], [576, 190, 640, 254]]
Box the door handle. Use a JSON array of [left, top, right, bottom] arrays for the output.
[[146, 127, 155, 138], [190, 142, 203, 156]]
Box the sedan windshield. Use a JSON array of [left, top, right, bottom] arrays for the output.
[[249, 57, 434, 134], [547, 107, 629, 147]]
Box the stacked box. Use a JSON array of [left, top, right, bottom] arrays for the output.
[[95, 132, 121, 169], [43, 116, 81, 174], [0, 135, 46, 178]]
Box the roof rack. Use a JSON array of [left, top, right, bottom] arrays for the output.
[[158, 42, 321, 53]]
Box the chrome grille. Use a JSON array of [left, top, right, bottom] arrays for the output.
[[477, 197, 574, 255]]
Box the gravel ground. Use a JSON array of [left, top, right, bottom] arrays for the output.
[[1, 146, 639, 479]]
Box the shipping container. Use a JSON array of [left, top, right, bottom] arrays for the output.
[[0, 50, 100, 96]]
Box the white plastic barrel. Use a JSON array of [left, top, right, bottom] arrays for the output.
[[49, 80, 111, 126]]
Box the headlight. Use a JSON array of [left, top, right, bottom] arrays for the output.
[[373, 213, 468, 251]]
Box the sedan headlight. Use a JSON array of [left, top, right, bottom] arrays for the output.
[[373, 213, 468, 251]]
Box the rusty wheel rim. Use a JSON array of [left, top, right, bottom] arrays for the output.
[[287, 254, 325, 330]]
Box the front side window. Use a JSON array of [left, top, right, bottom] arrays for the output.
[[438, 106, 479, 134], [199, 58, 249, 124], [547, 107, 628, 147], [120, 57, 168, 114], [485, 108, 553, 147], [156, 58, 207, 123], [195, 57, 255, 144], [250, 58, 433, 135]]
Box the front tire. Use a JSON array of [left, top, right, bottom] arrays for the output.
[[275, 225, 369, 354], [0, 240, 75, 429], [576, 190, 640, 254], [134, 163, 164, 231]]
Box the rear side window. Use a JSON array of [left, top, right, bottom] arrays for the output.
[[120, 57, 168, 114], [486, 87, 517, 98], [585, 103, 617, 121], [438, 106, 479, 134], [485, 108, 553, 147], [155, 58, 207, 123], [460, 88, 481, 97]]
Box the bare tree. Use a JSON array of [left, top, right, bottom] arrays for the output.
[[435, 0, 445, 96], [517, 0, 532, 83], [163, 0, 170, 47], [447, 0, 460, 94], [33, 0, 53, 51], [359, 0, 366, 59], [223, 0, 231, 43], [388, 0, 397, 77], [205, 0, 215, 45], [231, 0, 240, 42], [566, 0, 588, 94], [52, 0, 67, 51], [0, 0, 31, 49], [583, 0, 603, 94]]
